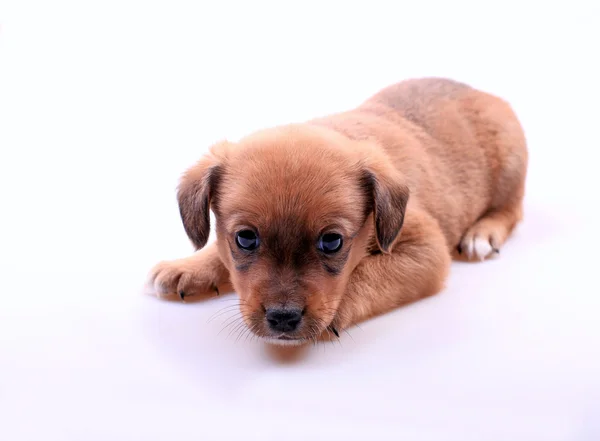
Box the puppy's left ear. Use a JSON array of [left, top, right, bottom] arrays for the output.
[[362, 165, 410, 253], [177, 142, 228, 250]]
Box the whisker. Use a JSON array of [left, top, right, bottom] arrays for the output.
[[239, 320, 260, 344], [219, 321, 242, 339], [235, 320, 254, 343], [306, 324, 314, 346], [207, 304, 242, 323], [218, 312, 244, 332], [213, 297, 248, 304], [321, 321, 335, 345], [218, 315, 245, 336], [250, 326, 260, 345], [305, 322, 320, 347], [343, 329, 355, 342], [318, 320, 342, 347], [310, 325, 319, 347], [243, 323, 259, 344], [228, 318, 250, 341]]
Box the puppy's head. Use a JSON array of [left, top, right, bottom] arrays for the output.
[[178, 125, 409, 344]]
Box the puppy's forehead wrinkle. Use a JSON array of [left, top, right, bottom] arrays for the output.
[[263, 216, 315, 268]]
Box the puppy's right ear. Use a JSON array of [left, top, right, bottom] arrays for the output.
[[177, 143, 228, 250]]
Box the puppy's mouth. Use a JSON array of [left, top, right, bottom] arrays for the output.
[[265, 335, 307, 346], [243, 307, 339, 345]]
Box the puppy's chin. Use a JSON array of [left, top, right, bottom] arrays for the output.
[[262, 337, 309, 347]]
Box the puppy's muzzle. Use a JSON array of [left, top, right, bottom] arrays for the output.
[[265, 307, 303, 333]]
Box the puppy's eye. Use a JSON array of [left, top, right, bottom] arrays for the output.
[[236, 230, 259, 251], [317, 233, 343, 254]]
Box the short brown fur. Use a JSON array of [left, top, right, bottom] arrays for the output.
[[149, 78, 528, 344]]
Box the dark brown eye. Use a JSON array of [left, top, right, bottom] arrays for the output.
[[236, 230, 259, 251], [317, 233, 343, 254]]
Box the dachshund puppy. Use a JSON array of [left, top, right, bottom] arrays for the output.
[[149, 78, 528, 345]]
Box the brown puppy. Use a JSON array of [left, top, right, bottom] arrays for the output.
[[149, 78, 528, 345]]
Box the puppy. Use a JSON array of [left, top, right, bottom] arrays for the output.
[[149, 78, 528, 345]]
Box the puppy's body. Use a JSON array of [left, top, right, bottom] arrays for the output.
[[150, 78, 527, 344], [312, 78, 526, 250]]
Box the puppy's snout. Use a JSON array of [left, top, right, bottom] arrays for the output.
[[265, 308, 303, 333]]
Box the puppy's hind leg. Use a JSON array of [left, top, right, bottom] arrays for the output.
[[459, 100, 528, 261]]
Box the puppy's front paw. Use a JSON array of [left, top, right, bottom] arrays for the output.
[[147, 258, 220, 301]]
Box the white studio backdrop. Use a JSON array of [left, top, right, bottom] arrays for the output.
[[1, 1, 599, 440]]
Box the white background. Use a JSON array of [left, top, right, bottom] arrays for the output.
[[1, 1, 599, 440]]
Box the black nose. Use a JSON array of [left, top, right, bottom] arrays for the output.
[[265, 308, 303, 333]]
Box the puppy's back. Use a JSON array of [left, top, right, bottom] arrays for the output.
[[311, 77, 527, 247], [365, 78, 472, 132]]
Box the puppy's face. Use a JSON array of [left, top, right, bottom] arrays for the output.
[[178, 125, 408, 344]]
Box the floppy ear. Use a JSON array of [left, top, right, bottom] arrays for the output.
[[362, 168, 410, 253], [177, 150, 224, 250]]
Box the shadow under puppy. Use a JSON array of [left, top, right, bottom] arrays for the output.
[[149, 78, 528, 345]]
